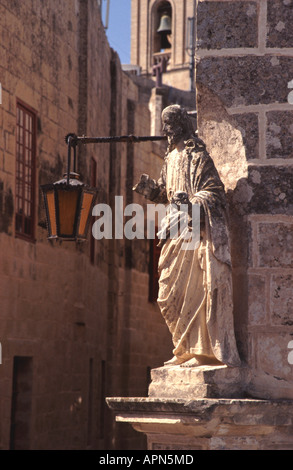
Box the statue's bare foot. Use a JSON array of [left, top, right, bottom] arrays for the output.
[[180, 357, 203, 368], [164, 356, 186, 366], [180, 355, 224, 368], [164, 353, 195, 366]]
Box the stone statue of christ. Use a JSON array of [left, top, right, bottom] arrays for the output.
[[134, 105, 240, 368]]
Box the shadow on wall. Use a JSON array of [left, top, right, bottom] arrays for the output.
[[196, 83, 251, 363]]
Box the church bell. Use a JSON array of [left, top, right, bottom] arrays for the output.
[[157, 12, 172, 35]]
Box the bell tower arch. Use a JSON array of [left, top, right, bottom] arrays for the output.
[[130, 0, 196, 91], [153, 1, 172, 54]]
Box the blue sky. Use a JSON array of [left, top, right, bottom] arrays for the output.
[[104, 0, 132, 64]]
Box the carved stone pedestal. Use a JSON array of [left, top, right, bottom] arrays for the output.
[[148, 364, 246, 399], [106, 396, 293, 450]]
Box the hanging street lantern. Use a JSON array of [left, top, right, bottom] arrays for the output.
[[41, 133, 167, 242], [41, 134, 98, 242]]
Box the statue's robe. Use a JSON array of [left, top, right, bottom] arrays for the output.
[[151, 138, 241, 367]]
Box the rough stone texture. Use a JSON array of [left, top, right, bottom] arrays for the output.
[[197, 1, 258, 50], [271, 274, 293, 326], [231, 166, 293, 215], [267, 0, 293, 48], [254, 332, 293, 382], [258, 223, 293, 268], [248, 274, 267, 325], [148, 365, 246, 399], [267, 111, 293, 159], [197, 56, 293, 108], [232, 113, 259, 160], [196, 0, 293, 406], [196, 83, 248, 191]]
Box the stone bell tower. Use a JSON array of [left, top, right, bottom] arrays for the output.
[[130, 0, 196, 91]]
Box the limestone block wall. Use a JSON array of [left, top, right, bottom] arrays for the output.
[[0, 0, 112, 450], [0, 0, 172, 450], [196, 0, 293, 399]]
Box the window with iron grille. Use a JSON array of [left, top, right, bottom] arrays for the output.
[[15, 102, 36, 241]]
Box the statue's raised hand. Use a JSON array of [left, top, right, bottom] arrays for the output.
[[133, 174, 159, 200]]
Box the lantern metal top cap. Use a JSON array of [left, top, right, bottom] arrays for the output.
[[54, 172, 84, 186]]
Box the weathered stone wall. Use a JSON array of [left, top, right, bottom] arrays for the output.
[[0, 0, 172, 450], [196, 0, 293, 399]]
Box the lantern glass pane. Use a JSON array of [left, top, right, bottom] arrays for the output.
[[46, 190, 57, 237], [58, 189, 79, 236], [78, 191, 94, 237]]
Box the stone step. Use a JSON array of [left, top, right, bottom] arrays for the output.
[[148, 364, 246, 399]]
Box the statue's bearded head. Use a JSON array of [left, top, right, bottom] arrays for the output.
[[162, 105, 194, 147]]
